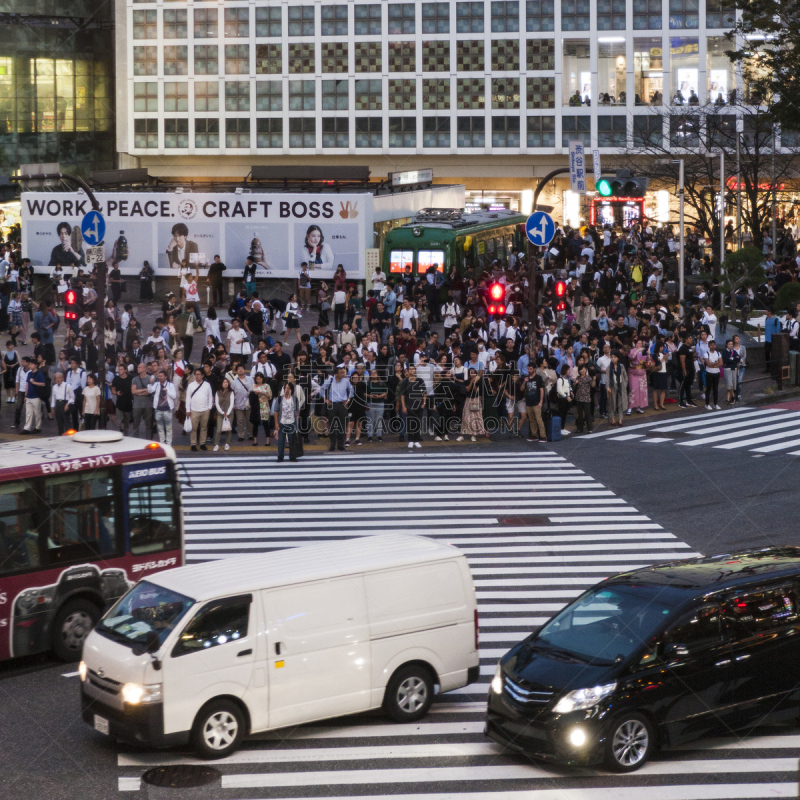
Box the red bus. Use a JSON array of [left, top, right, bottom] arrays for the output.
[[0, 430, 184, 662]]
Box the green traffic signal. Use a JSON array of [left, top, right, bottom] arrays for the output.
[[596, 177, 613, 197]]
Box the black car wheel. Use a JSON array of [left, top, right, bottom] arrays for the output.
[[52, 599, 100, 662], [603, 713, 654, 772]]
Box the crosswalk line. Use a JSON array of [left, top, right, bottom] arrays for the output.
[[653, 408, 790, 433], [752, 437, 800, 453], [677, 411, 798, 437], [715, 428, 800, 450], [678, 418, 800, 447]]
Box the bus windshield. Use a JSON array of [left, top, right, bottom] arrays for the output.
[[96, 580, 194, 650]]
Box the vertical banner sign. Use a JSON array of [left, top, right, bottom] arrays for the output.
[[569, 141, 587, 194], [592, 149, 602, 188]]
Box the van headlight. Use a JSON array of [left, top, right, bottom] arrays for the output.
[[491, 664, 503, 694], [121, 683, 163, 705], [553, 682, 616, 714], [78, 661, 87, 682]]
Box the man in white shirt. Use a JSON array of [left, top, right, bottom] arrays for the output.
[[414, 353, 442, 440], [147, 369, 177, 446], [226, 318, 248, 356], [398, 299, 418, 332], [251, 351, 277, 381], [338, 322, 357, 349], [48, 372, 75, 435], [371, 267, 387, 295], [185, 369, 214, 451], [701, 306, 718, 340], [580, 243, 594, 265], [231, 364, 253, 441], [13, 357, 31, 429]]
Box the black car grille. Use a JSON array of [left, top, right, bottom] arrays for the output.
[[503, 675, 554, 706], [89, 668, 122, 696]]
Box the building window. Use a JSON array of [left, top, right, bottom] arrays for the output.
[[526, 77, 555, 108], [492, 77, 519, 108], [706, 0, 735, 28], [424, 115, 451, 146], [354, 41, 382, 72], [670, 114, 700, 146], [225, 45, 249, 75], [561, 0, 590, 31], [563, 40, 591, 105], [289, 80, 316, 111], [134, 82, 158, 112], [598, 42, 627, 104], [322, 79, 349, 110], [289, 117, 315, 147], [457, 77, 486, 108], [322, 117, 349, 147], [194, 81, 219, 112], [527, 40, 555, 71], [707, 36, 734, 106], [597, 0, 626, 29], [163, 46, 188, 76], [633, 0, 662, 29], [561, 114, 590, 146], [492, 115, 520, 146], [356, 117, 382, 147], [456, 116, 485, 146], [133, 46, 157, 77], [255, 44, 282, 75], [633, 114, 663, 146], [133, 10, 157, 40], [491, 40, 519, 71], [354, 79, 382, 110], [355, 4, 382, 35], [598, 115, 626, 146], [526, 0, 554, 31], [134, 118, 158, 148], [491, 1, 519, 32], [322, 5, 348, 35], [288, 5, 315, 36], [421, 41, 450, 72], [256, 118, 282, 148], [422, 3, 450, 33], [225, 117, 250, 148], [671, 36, 699, 104], [456, 40, 485, 71], [288, 43, 315, 73], [669, 0, 699, 29], [389, 116, 416, 146], [164, 82, 188, 112], [195, 117, 220, 148], [388, 3, 416, 34], [388, 78, 417, 109], [225, 81, 250, 111], [224, 8, 249, 38], [706, 114, 735, 148], [163, 9, 187, 39], [256, 80, 283, 111], [388, 42, 415, 72], [194, 9, 218, 39], [422, 78, 450, 109], [255, 7, 281, 37], [321, 42, 349, 73], [194, 45, 219, 76], [743, 117, 772, 149], [456, 2, 485, 32], [527, 115, 555, 146], [634, 38, 663, 104], [164, 118, 188, 148]]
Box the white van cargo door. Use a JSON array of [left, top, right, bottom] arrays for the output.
[[262, 577, 370, 729], [161, 594, 257, 735]]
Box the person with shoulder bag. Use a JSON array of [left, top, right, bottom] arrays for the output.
[[555, 364, 573, 434], [213, 377, 234, 451], [271, 380, 305, 461]]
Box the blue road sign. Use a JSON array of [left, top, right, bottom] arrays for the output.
[[525, 211, 556, 247], [81, 209, 105, 246]]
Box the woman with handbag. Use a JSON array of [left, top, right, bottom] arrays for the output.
[[458, 368, 486, 442], [213, 377, 234, 451], [249, 372, 272, 446]]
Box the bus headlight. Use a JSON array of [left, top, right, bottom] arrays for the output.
[[553, 682, 617, 714], [491, 664, 503, 694], [122, 683, 163, 705]]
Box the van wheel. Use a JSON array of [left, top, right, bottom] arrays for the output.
[[603, 713, 654, 772], [52, 599, 99, 662], [191, 700, 245, 759], [384, 665, 434, 723]]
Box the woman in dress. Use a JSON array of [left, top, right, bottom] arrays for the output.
[[7, 293, 23, 346], [651, 339, 669, 411], [605, 350, 629, 427], [103, 318, 118, 363], [2, 340, 19, 404], [249, 371, 273, 446], [82, 373, 101, 430], [139, 261, 155, 301], [203, 306, 221, 342], [283, 293, 302, 346], [18, 292, 32, 345], [213, 377, 234, 452], [346, 371, 367, 446], [626, 337, 650, 415], [333, 264, 347, 292], [459, 368, 486, 442]]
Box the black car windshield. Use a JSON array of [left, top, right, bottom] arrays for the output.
[[536, 585, 677, 665], [96, 580, 194, 649]]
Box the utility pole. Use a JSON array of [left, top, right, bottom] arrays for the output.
[[719, 151, 725, 277], [771, 125, 777, 258], [736, 121, 742, 250], [671, 159, 685, 306]]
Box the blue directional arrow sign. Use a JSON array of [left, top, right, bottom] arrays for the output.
[[81, 209, 106, 246], [525, 211, 556, 247]]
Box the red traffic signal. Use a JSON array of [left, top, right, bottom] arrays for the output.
[[554, 281, 567, 312], [487, 304, 506, 316], [65, 289, 78, 320], [488, 282, 504, 302]]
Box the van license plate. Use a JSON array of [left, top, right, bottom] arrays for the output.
[[94, 715, 110, 736]]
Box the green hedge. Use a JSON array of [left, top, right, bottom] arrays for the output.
[[774, 281, 800, 312]]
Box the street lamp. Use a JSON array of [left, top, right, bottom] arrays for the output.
[[670, 159, 685, 305]]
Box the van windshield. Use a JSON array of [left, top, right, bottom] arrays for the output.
[[96, 580, 195, 650], [536, 585, 676, 665]]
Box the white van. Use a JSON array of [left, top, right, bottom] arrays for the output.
[[79, 534, 480, 758]]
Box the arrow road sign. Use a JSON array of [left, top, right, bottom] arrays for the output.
[[81, 209, 105, 246], [525, 211, 556, 247]]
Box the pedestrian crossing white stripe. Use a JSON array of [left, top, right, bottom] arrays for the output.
[[715, 429, 800, 450], [476, 590, 583, 599], [468, 554, 689, 565], [184, 453, 567, 463], [583, 405, 756, 438], [471, 617, 551, 626], [470, 565, 650, 574], [678, 418, 800, 446], [676, 411, 799, 436], [753, 437, 800, 453], [117, 777, 141, 791], [642, 437, 672, 443], [653, 408, 790, 433], [474, 578, 602, 586], [182, 482, 600, 495], [185, 519, 503, 531], [610, 434, 645, 440], [548, 515, 652, 522]]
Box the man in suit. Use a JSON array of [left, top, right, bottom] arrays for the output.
[[165, 222, 199, 268], [128, 338, 145, 366]]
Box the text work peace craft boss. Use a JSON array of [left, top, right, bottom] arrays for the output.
[[24, 197, 343, 221]]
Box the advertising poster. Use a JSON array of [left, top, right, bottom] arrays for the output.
[[21, 192, 372, 279]]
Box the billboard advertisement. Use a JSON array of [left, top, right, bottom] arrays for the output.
[[21, 192, 371, 280]]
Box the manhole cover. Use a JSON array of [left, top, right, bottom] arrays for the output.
[[142, 765, 221, 789], [499, 516, 548, 526]]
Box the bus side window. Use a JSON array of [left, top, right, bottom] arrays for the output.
[[128, 482, 178, 556]]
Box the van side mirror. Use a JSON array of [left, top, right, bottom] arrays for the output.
[[663, 642, 689, 658]]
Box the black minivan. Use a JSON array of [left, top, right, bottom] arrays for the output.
[[486, 547, 800, 771]]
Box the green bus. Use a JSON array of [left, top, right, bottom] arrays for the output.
[[382, 208, 529, 279]]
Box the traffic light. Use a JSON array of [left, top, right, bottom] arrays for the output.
[[595, 171, 649, 198], [65, 289, 78, 321], [554, 280, 567, 312], [487, 281, 506, 316]]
